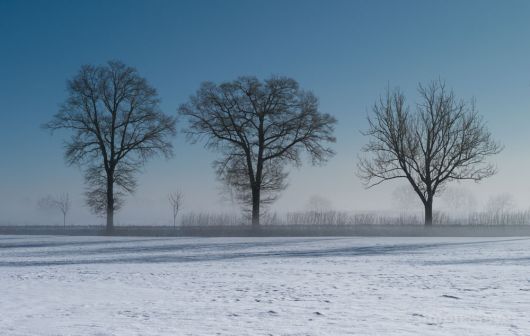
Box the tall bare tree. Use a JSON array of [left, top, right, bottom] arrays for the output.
[[45, 61, 176, 232], [179, 76, 336, 227], [168, 190, 183, 228], [38, 193, 71, 227], [358, 80, 501, 225]]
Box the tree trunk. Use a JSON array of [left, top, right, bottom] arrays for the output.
[[63, 213, 66, 228], [251, 186, 260, 228], [106, 176, 114, 232], [424, 198, 433, 226]]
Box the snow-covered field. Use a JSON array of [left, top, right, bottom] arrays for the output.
[[1, 235, 529, 335]]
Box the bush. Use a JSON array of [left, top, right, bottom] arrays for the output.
[[179, 209, 530, 227]]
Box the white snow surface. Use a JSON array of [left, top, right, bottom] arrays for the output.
[[0, 235, 529, 335]]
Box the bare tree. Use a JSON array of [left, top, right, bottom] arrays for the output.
[[485, 193, 515, 216], [179, 76, 336, 227], [38, 193, 71, 227], [440, 186, 477, 216], [306, 195, 333, 213], [45, 61, 177, 232], [168, 191, 183, 228], [358, 80, 501, 225]]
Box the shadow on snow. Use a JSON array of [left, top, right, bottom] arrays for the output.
[[0, 237, 528, 267]]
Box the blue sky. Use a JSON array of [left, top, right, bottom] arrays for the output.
[[1, 0, 530, 225]]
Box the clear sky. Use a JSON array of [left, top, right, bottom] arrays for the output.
[[1, 0, 530, 225]]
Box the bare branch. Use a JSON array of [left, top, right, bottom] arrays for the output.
[[179, 76, 336, 225], [38, 193, 71, 227], [168, 191, 184, 228], [44, 61, 177, 230], [357, 80, 502, 225]]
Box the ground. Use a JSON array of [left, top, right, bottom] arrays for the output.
[[0, 235, 529, 335]]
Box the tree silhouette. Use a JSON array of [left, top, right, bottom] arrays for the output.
[[38, 193, 70, 227], [168, 191, 183, 228], [45, 61, 176, 231], [180, 76, 336, 227], [358, 80, 501, 225]]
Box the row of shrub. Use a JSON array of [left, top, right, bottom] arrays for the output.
[[179, 210, 530, 226]]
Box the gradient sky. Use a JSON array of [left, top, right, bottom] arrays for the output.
[[1, 0, 530, 225]]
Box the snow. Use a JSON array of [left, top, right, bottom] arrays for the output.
[[0, 235, 529, 335]]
